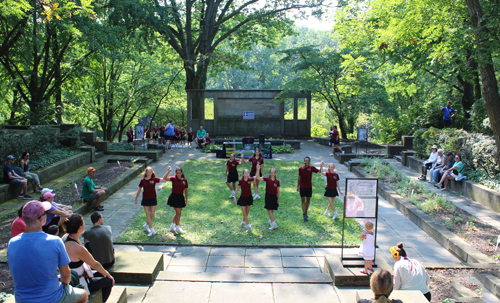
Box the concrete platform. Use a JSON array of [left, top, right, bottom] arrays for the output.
[[155, 272, 333, 283], [109, 251, 164, 284], [324, 255, 393, 286]]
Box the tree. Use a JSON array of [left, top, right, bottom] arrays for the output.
[[278, 46, 390, 138], [465, 0, 500, 158]]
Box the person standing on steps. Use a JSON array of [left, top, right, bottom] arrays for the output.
[[234, 169, 254, 233], [152, 123, 159, 143], [440, 101, 457, 129], [126, 126, 134, 146], [134, 166, 170, 237], [187, 127, 194, 148], [255, 164, 280, 230], [82, 167, 107, 211], [240, 147, 264, 200], [297, 156, 320, 222], [225, 153, 241, 198], [159, 123, 165, 145], [319, 161, 343, 220], [330, 126, 344, 156], [166, 166, 189, 234], [165, 120, 175, 149]]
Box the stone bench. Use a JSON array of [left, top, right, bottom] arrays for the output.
[[334, 153, 385, 164], [355, 290, 428, 303], [108, 251, 163, 284], [324, 255, 393, 287]]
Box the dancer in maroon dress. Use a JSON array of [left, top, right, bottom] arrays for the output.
[[234, 169, 254, 233], [255, 164, 280, 230]]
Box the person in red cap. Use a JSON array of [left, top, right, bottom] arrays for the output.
[[82, 167, 107, 211], [8, 201, 88, 303]]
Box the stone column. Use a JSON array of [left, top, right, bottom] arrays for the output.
[[293, 97, 298, 137], [307, 94, 312, 137]]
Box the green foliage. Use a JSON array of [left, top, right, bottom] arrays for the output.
[[109, 143, 134, 151], [118, 160, 363, 245], [311, 125, 328, 137], [272, 145, 294, 154], [202, 145, 221, 153], [413, 128, 500, 190]]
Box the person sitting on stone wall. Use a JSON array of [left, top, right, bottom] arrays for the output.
[[82, 167, 108, 211], [195, 126, 207, 149], [418, 145, 438, 181], [200, 133, 212, 149], [83, 211, 115, 269], [19, 152, 44, 193], [428, 149, 445, 183], [3, 155, 31, 199]]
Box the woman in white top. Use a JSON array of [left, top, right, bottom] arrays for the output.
[[429, 149, 446, 183], [390, 242, 431, 302], [418, 145, 438, 181]]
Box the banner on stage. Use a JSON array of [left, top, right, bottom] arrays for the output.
[[224, 143, 272, 159]]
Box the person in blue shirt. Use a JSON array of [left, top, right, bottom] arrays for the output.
[[440, 101, 457, 128], [8, 201, 87, 303], [435, 153, 464, 191]]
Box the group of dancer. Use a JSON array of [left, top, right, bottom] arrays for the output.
[[133, 146, 343, 236]]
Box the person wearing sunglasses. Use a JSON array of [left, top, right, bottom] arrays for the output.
[[20, 151, 44, 193]]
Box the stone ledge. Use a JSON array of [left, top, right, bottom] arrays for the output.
[[323, 255, 393, 286], [105, 150, 162, 162], [356, 290, 428, 303], [107, 286, 127, 303], [452, 274, 482, 302], [155, 272, 332, 283], [109, 251, 163, 284], [352, 166, 494, 264], [475, 273, 500, 299]]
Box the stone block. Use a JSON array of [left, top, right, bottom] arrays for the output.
[[155, 271, 332, 283], [109, 251, 163, 284], [82, 131, 96, 145], [387, 144, 406, 157], [106, 286, 127, 303], [94, 141, 110, 153], [284, 140, 301, 149], [356, 290, 428, 303], [80, 146, 96, 163]]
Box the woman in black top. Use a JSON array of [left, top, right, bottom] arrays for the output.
[[64, 214, 114, 301]]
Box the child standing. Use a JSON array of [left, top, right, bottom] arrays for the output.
[[180, 127, 186, 148], [225, 153, 240, 198], [255, 164, 280, 230], [165, 166, 189, 234], [240, 148, 264, 200], [187, 127, 194, 148], [134, 167, 169, 237], [359, 220, 375, 274], [319, 161, 342, 220], [234, 169, 254, 232]]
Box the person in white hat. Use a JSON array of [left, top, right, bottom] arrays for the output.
[[8, 201, 87, 303], [418, 145, 438, 181]]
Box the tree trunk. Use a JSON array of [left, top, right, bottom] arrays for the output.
[[465, 0, 500, 159], [338, 115, 348, 139]]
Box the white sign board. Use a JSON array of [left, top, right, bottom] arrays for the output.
[[135, 125, 144, 139], [243, 111, 255, 120], [357, 128, 368, 142]]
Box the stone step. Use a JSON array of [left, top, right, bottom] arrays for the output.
[[109, 251, 164, 284], [155, 271, 332, 284], [107, 286, 128, 303], [394, 155, 402, 163], [95, 151, 105, 159]]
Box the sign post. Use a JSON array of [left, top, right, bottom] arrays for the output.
[[341, 178, 379, 267], [356, 128, 368, 154]]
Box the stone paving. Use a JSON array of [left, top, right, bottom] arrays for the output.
[[4, 140, 499, 302]]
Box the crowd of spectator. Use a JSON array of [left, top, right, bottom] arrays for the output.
[[418, 145, 466, 191]]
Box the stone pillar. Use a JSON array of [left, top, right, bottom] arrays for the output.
[[280, 99, 285, 137], [307, 94, 312, 137], [187, 91, 193, 130], [213, 94, 219, 136], [293, 97, 298, 137]]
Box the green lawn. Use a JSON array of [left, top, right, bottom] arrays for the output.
[[117, 160, 363, 245]]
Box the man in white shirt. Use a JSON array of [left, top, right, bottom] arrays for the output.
[[418, 145, 438, 181]]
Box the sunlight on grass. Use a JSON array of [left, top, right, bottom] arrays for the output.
[[117, 160, 363, 245]]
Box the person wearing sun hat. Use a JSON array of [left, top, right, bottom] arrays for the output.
[[418, 145, 439, 181], [82, 167, 107, 211], [7, 200, 88, 303]]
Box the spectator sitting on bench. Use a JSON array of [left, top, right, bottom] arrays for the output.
[[200, 133, 212, 149], [435, 153, 464, 191], [418, 145, 438, 181], [195, 126, 206, 149], [8, 201, 88, 303], [358, 269, 403, 303], [40, 188, 73, 212], [20, 151, 44, 193], [428, 149, 445, 183], [82, 167, 107, 211], [83, 211, 115, 269], [41, 192, 73, 234], [3, 155, 32, 199]]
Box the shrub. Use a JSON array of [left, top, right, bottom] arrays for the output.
[[110, 143, 134, 151], [311, 125, 329, 137], [272, 145, 294, 154]]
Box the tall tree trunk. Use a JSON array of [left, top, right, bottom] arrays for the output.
[[465, 0, 500, 159], [338, 115, 348, 139]]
